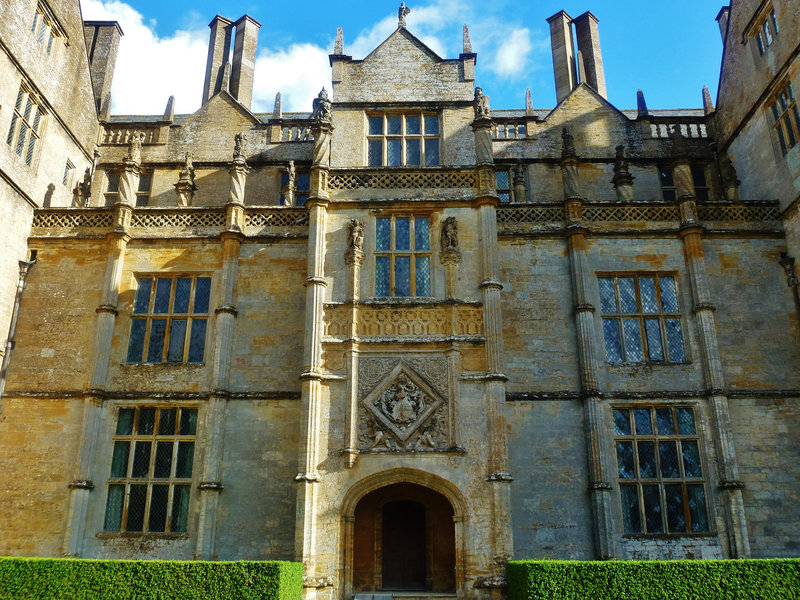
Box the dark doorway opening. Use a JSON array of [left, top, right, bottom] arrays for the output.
[[382, 500, 426, 590]]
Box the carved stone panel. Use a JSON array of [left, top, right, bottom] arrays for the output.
[[357, 357, 450, 452]]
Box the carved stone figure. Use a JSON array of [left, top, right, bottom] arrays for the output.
[[175, 153, 197, 206], [127, 131, 145, 164], [74, 167, 92, 206], [561, 127, 576, 158], [348, 219, 364, 253], [614, 145, 628, 172], [180, 153, 195, 182], [440, 216, 458, 252], [311, 88, 332, 124], [474, 87, 491, 119], [720, 154, 740, 200], [611, 144, 634, 201], [398, 2, 411, 28], [233, 132, 248, 160]]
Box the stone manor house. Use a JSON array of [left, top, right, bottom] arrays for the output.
[[1, 0, 799, 597]]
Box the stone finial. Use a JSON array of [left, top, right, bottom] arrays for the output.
[[463, 24, 472, 53], [127, 131, 145, 164], [441, 216, 458, 252], [163, 95, 175, 122], [348, 219, 365, 253], [525, 88, 534, 116], [398, 3, 411, 28], [312, 87, 332, 124], [561, 127, 576, 159], [702, 85, 715, 115], [473, 87, 491, 119], [334, 27, 344, 54], [636, 89, 649, 118], [273, 92, 282, 119], [670, 125, 688, 159], [233, 132, 248, 160]]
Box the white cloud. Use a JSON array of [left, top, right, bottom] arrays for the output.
[[252, 44, 331, 114], [491, 28, 533, 77]]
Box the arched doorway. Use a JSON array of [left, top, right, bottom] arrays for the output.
[[352, 482, 456, 593]]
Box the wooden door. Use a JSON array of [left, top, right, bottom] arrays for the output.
[[381, 500, 426, 590]]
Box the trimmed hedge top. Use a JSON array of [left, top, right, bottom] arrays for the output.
[[507, 558, 800, 600], [0, 557, 303, 600]]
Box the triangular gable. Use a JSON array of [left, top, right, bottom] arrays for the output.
[[543, 83, 632, 124], [362, 27, 444, 64], [180, 91, 262, 130]]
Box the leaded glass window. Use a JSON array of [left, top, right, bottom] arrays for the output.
[[6, 85, 45, 167], [104, 406, 197, 533], [127, 275, 211, 363], [598, 273, 685, 364], [770, 82, 800, 157], [375, 215, 431, 297], [367, 113, 439, 167], [613, 406, 709, 534]]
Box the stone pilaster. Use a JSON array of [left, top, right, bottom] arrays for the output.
[[560, 138, 615, 559], [343, 237, 364, 469], [670, 130, 750, 557]]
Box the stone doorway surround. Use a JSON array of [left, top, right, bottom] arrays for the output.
[[340, 468, 469, 599]]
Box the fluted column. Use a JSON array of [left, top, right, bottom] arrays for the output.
[[343, 220, 364, 468], [671, 130, 750, 557], [560, 129, 615, 559], [472, 113, 513, 579]]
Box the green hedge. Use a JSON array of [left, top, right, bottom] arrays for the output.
[[0, 557, 303, 600], [507, 559, 800, 600]]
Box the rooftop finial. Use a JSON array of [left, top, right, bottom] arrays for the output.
[[163, 95, 175, 122], [525, 88, 534, 116], [463, 24, 472, 53], [636, 89, 649, 118], [273, 92, 282, 119], [398, 3, 411, 28], [334, 26, 344, 54], [702, 85, 714, 115]]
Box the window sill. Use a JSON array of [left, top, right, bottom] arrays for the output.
[[121, 362, 206, 368], [622, 532, 716, 540], [607, 361, 691, 368], [96, 532, 189, 540]]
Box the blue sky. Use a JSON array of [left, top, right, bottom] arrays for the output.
[[79, 0, 727, 115]]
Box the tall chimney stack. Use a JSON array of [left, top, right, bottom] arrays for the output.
[[202, 15, 233, 104], [716, 6, 730, 45], [546, 11, 577, 104], [230, 15, 261, 110], [573, 11, 606, 99], [83, 21, 124, 119]]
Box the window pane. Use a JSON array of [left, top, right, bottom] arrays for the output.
[[616, 441, 635, 479], [395, 256, 411, 297], [660, 168, 674, 188], [395, 217, 410, 250], [104, 485, 124, 531], [171, 485, 191, 532], [148, 485, 169, 532], [406, 138, 420, 165], [498, 192, 511, 203], [117, 409, 135, 435], [655, 408, 674, 435], [297, 173, 310, 192], [639, 278, 657, 313], [187, 319, 207, 363], [368, 139, 383, 166], [127, 485, 147, 532], [638, 441, 656, 478], [405, 115, 420, 134], [133, 278, 152, 314], [415, 256, 430, 297], [659, 441, 681, 478], [682, 440, 702, 477], [414, 217, 429, 251], [620, 485, 642, 533], [424, 139, 439, 166], [622, 318, 644, 362], [16, 124, 28, 155], [665, 484, 686, 532], [662, 189, 677, 202], [676, 407, 696, 435], [172, 278, 191, 313], [138, 173, 152, 193], [376, 218, 391, 251], [368, 116, 383, 135], [153, 278, 172, 313], [106, 173, 120, 193], [634, 409, 652, 435], [598, 278, 617, 313], [25, 135, 36, 166], [644, 319, 664, 361], [771, 10, 779, 34], [618, 278, 637, 313], [641, 484, 663, 533], [496, 171, 510, 189], [131, 441, 152, 477], [193, 277, 211, 314], [158, 409, 177, 435], [424, 115, 438, 134], [167, 319, 187, 362], [180, 409, 198, 436], [110, 441, 130, 477], [688, 484, 709, 532], [602, 319, 622, 363], [659, 277, 678, 312], [387, 116, 401, 135], [613, 409, 631, 435], [147, 319, 167, 363], [127, 320, 147, 363], [137, 408, 156, 435], [376, 256, 390, 296], [664, 318, 685, 361], [387, 139, 401, 166], [6, 113, 18, 146], [154, 442, 173, 478], [176, 442, 194, 478]]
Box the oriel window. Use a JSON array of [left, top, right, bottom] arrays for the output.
[[375, 216, 431, 297], [367, 113, 439, 167]]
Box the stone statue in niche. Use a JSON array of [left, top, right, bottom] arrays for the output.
[[311, 88, 332, 124], [233, 132, 248, 160], [561, 127, 576, 158], [440, 216, 458, 252], [348, 219, 364, 252], [474, 87, 491, 119], [398, 2, 411, 27], [127, 131, 145, 164]]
